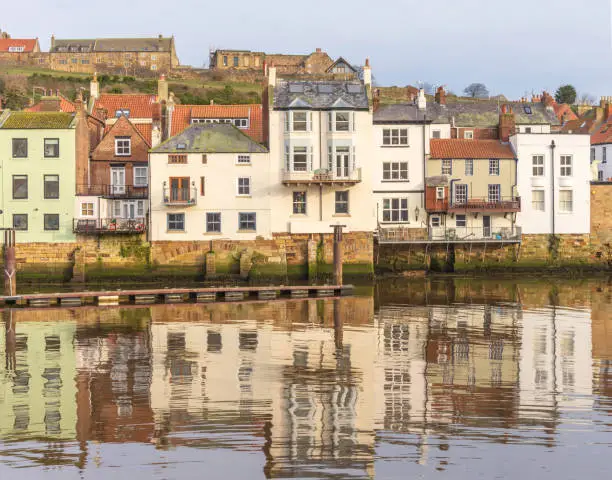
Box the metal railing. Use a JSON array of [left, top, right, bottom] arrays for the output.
[[427, 196, 521, 212], [76, 184, 148, 198], [163, 187, 198, 206], [378, 225, 522, 243], [73, 217, 147, 234], [282, 167, 362, 183]]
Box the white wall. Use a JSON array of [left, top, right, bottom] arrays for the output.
[[593, 143, 612, 181], [511, 133, 591, 234], [150, 151, 271, 241], [429, 124, 451, 139], [515, 124, 551, 134]]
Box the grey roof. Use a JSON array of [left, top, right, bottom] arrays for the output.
[[425, 100, 559, 127], [374, 103, 429, 123], [151, 123, 267, 154], [51, 37, 173, 53], [273, 80, 369, 110]]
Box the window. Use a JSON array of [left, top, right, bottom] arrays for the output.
[[532, 155, 544, 176], [436, 187, 445, 200], [13, 214, 28, 231], [167, 213, 185, 231], [136, 200, 145, 217], [442, 159, 452, 175], [591, 148, 596, 162], [44, 214, 60, 231], [604, 147, 607, 163], [293, 191, 307, 214], [237, 177, 251, 196], [456, 214, 466, 227], [12, 138, 27, 158], [44, 175, 60, 199], [115, 137, 131, 156], [81, 59, 89, 64], [237, 155, 251, 165], [464, 130, 474, 139], [335, 191, 349, 214], [134, 166, 148, 187], [115, 109, 130, 118], [560, 155, 572, 176], [233, 56, 239, 67], [71, 58, 77, 64], [432, 130, 441, 139], [382, 128, 408, 145], [8, 46, 25, 53], [81, 202, 94, 216], [151, 65, 157, 71], [532, 190, 545, 211], [234, 118, 249, 128], [488, 184, 501, 203], [382, 162, 408, 181], [44, 138, 59, 157], [525, 127, 532, 134], [524, 106, 532, 114], [431, 216, 441, 227], [382, 198, 409, 222], [291, 146, 309, 171], [151, 55, 157, 61], [200, 176, 205, 196], [223, 55, 228, 66], [202, 154, 208, 164], [465, 159, 473, 176], [113, 200, 122, 217], [335, 112, 350, 132], [598, 170, 604, 181], [206, 213, 221, 233], [559, 190, 573, 213], [238, 212, 256, 231], [455, 184, 468, 205], [12, 175, 28, 199], [292, 112, 308, 131], [489, 159, 500, 176], [168, 154, 187, 164]]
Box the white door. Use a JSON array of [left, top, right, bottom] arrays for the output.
[[336, 148, 350, 178], [123, 201, 136, 219], [111, 167, 126, 194]]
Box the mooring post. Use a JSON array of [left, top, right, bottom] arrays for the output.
[[4, 229, 16, 297], [331, 224, 346, 286]]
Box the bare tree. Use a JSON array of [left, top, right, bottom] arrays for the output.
[[577, 92, 596, 105]]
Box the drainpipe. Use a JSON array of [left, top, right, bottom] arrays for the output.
[[320, 110, 324, 221], [422, 113, 427, 212], [550, 140, 556, 235], [449, 178, 461, 207]]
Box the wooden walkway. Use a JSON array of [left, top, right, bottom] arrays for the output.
[[0, 284, 354, 308]]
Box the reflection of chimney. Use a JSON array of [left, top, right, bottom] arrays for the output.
[[74, 92, 91, 192], [435, 86, 446, 105], [499, 104, 516, 142]]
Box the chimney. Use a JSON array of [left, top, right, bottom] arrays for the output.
[[315, 48, 322, 53], [210, 99, 214, 105], [158, 34, 163, 41], [157, 73, 168, 103], [363, 58, 372, 87], [499, 104, 516, 142], [417, 88, 426, 110], [542, 91, 555, 107], [50, 34, 55, 49], [74, 92, 90, 192], [373, 88, 380, 111], [435, 86, 446, 105], [39, 97, 61, 112], [166, 92, 176, 139], [267, 64, 277, 86], [90, 72, 99, 100]]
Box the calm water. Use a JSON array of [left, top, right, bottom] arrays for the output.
[[1, 277, 611, 479]]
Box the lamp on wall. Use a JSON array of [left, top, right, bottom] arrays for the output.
[[414, 206, 420, 221]]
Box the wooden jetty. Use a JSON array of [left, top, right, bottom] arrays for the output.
[[0, 284, 354, 309]]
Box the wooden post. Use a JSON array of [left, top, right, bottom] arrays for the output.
[[4, 229, 16, 297], [333, 299, 343, 350], [4, 309, 16, 372], [331, 224, 346, 286]]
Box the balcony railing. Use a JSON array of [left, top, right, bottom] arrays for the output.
[[282, 168, 362, 185], [163, 187, 198, 206], [76, 184, 148, 199], [73, 217, 146, 235], [378, 226, 522, 244], [426, 196, 521, 213]]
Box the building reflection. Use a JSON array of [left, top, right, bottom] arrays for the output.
[[0, 278, 607, 476]]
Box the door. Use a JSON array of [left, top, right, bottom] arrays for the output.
[[483, 216, 491, 238], [170, 177, 190, 202], [123, 201, 136, 219], [335, 147, 350, 178], [454, 184, 468, 206], [111, 167, 126, 195]]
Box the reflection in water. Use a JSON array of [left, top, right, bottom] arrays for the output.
[[0, 277, 611, 478]]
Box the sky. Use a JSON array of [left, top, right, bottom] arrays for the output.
[[2, 0, 612, 100]]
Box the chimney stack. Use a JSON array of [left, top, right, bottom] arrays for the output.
[[50, 34, 55, 49], [74, 91, 90, 192], [315, 47, 322, 53], [499, 104, 516, 142], [89, 72, 99, 100], [417, 88, 426, 110], [435, 86, 446, 105], [267, 63, 277, 86], [363, 58, 371, 87], [157, 73, 168, 103], [542, 91, 555, 107]]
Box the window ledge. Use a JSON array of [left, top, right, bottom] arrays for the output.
[[236, 194, 252, 198], [381, 180, 410, 183], [204, 232, 223, 235], [237, 229, 257, 233], [235, 163, 252, 166], [380, 145, 409, 148], [380, 222, 411, 225], [290, 214, 308, 217], [166, 230, 186, 234], [333, 213, 351, 217]]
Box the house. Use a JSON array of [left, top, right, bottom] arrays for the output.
[[149, 123, 269, 241], [48, 35, 179, 75], [372, 90, 431, 238], [0, 35, 40, 53], [26, 92, 76, 113], [265, 62, 376, 236], [590, 114, 612, 181], [426, 138, 520, 241], [0, 111, 79, 243]]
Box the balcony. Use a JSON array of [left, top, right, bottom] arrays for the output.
[[76, 184, 148, 199], [282, 168, 362, 186], [378, 226, 522, 244], [426, 197, 521, 213], [73, 218, 146, 235], [163, 187, 198, 206]]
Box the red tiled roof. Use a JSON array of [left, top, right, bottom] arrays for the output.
[[25, 93, 76, 113], [430, 139, 515, 159], [553, 103, 578, 123], [591, 117, 612, 145], [0, 39, 38, 53], [93, 94, 159, 119], [170, 104, 264, 143]]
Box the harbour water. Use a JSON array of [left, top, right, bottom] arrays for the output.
[[0, 276, 611, 479]]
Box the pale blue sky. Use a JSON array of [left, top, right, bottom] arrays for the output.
[[3, 0, 611, 99]]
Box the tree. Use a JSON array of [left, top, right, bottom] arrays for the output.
[[577, 92, 596, 106], [555, 85, 577, 104], [463, 83, 489, 98]]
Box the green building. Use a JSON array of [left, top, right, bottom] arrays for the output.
[[0, 111, 77, 242]]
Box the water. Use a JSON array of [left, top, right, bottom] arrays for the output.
[[0, 277, 611, 479]]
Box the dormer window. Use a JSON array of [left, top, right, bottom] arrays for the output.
[[115, 109, 130, 118], [524, 106, 532, 115], [8, 46, 25, 53], [464, 130, 474, 139], [115, 137, 131, 156], [177, 143, 187, 150]]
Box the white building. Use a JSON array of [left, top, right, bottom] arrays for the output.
[[511, 133, 591, 234], [266, 64, 376, 235], [149, 123, 270, 241]]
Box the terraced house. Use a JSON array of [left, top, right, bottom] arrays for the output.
[[0, 111, 77, 242]]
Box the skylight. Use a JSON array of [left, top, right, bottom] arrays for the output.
[[318, 84, 334, 94], [289, 84, 304, 93], [177, 143, 187, 149], [347, 84, 362, 94], [524, 106, 532, 115]]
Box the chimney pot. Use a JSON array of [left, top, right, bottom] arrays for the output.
[[316, 48, 322, 53], [365, 57, 370, 67]]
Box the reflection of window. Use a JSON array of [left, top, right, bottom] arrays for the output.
[[532, 155, 544, 176], [383, 128, 408, 145], [559, 190, 573, 212], [382, 198, 408, 222], [13, 214, 28, 230], [44, 174, 60, 199], [292, 191, 307, 214], [44, 138, 59, 157], [532, 190, 545, 211], [382, 162, 408, 180], [12, 138, 27, 158], [238, 212, 256, 231], [206, 212, 221, 232], [44, 214, 60, 231], [12, 175, 28, 199], [335, 191, 349, 214]]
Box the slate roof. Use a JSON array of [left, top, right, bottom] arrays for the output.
[[426, 100, 559, 127], [170, 104, 264, 142], [51, 37, 173, 53], [0, 112, 75, 129], [273, 80, 369, 110], [430, 139, 516, 159], [0, 38, 38, 52], [93, 94, 159, 119], [152, 123, 268, 154], [374, 103, 429, 123]]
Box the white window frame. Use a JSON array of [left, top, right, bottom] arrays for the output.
[[441, 159, 452, 175], [559, 189, 573, 213], [167, 213, 185, 231], [290, 146, 310, 172], [464, 130, 474, 140], [454, 184, 468, 205], [291, 111, 309, 132], [206, 212, 222, 233], [382, 161, 408, 181], [489, 159, 500, 176], [382, 198, 409, 223], [334, 111, 351, 132], [532, 155, 544, 176], [335, 191, 349, 214], [436, 187, 445, 200], [236, 154, 251, 165], [292, 191, 307, 215], [81, 202, 95, 217], [134, 166, 148, 186], [238, 212, 257, 231], [465, 159, 474, 176], [432, 130, 441, 139], [532, 189, 545, 211], [382, 128, 408, 146], [115, 137, 131, 156], [560, 155, 572, 177], [488, 184, 501, 203], [456, 214, 467, 227], [431, 216, 441, 227], [236, 177, 251, 196]]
